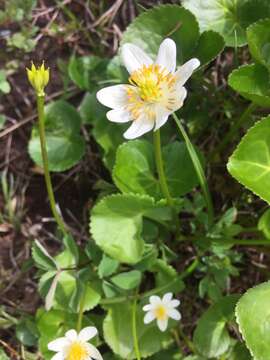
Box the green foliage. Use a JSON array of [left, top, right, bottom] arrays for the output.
[[236, 281, 270, 360], [193, 295, 239, 358], [0, 70, 10, 94], [182, 0, 270, 47], [111, 270, 142, 290], [29, 100, 86, 171], [0, 348, 9, 360], [120, 4, 224, 66], [103, 302, 171, 359], [32, 240, 58, 271], [227, 116, 270, 204]]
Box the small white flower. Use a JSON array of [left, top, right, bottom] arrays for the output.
[[143, 292, 181, 332], [47, 326, 103, 360], [97, 38, 200, 139]]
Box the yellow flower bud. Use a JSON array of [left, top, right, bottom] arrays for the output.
[[26, 61, 49, 96]]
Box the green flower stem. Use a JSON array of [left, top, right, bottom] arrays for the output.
[[77, 288, 86, 332], [173, 113, 214, 229], [36, 95, 67, 236], [153, 129, 174, 207], [132, 293, 141, 360], [100, 258, 199, 305], [209, 102, 257, 160]]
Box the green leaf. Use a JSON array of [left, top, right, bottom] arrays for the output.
[[103, 302, 170, 359], [258, 208, 270, 239], [16, 316, 38, 346], [90, 194, 157, 264], [192, 30, 225, 66], [98, 255, 119, 278], [230, 342, 252, 360], [227, 116, 270, 204], [121, 5, 200, 64], [32, 240, 58, 271], [0, 348, 9, 360], [151, 259, 184, 294], [28, 100, 85, 172], [236, 281, 270, 360], [111, 270, 142, 290], [183, 0, 270, 47], [0, 114, 6, 130], [63, 235, 79, 264], [0, 70, 10, 94], [193, 295, 239, 358], [247, 18, 270, 68], [113, 140, 201, 199], [68, 56, 108, 91], [228, 64, 270, 107]]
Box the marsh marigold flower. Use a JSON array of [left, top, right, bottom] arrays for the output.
[[47, 326, 103, 360], [97, 38, 200, 139], [143, 292, 181, 332], [27, 61, 49, 96]]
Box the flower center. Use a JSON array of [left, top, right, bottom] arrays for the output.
[[129, 64, 175, 103], [66, 342, 88, 360], [154, 305, 167, 320]]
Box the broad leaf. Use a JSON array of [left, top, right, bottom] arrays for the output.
[[111, 270, 142, 290], [103, 302, 170, 359], [90, 194, 158, 264], [193, 295, 239, 358], [32, 240, 57, 271], [183, 0, 270, 47], [29, 100, 85, 172], [113, 140, 201, 199], [236, 281, 270, 360], [258, 208, 270, 239], [247, 18, 270, 68], [192, 30, 225, 66], [228, 64, 270, 107], [227, 116, 270, 204]]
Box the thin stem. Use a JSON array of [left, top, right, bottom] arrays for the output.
[[173, 113, 214, 228], [210, 102, 257, 160], [77, 289, 86, 332], [36, 95, 67, 236], [132, 293, 141, 360], [153, 129, 174, 207]]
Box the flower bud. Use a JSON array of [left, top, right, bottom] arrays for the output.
[[26, 61, 49, 96]]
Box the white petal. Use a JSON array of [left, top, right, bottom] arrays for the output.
[[149, 295, 162, 306], [48, 338, 68, 352], [168, 308, 182, 321], [123, 115, 154, 139], [172, 86, 187, 112], [170, 299, 180, 308], [65, 329, 78, 341], [51, 352, 64, 360], [87, 343, 103, 360], [78, 326, 98, 342], [143, 304, 153, 312], [157, 318, 168, 332], [162, 292, 173, 304], [175, 58, 200, 86], [106, 108, 131, 123], [154, 106, 169, 131], [155, 38, 176, 73], [96, 85, 131, 109], [122, 43, 153, 74], [144, 311, 156, 324]]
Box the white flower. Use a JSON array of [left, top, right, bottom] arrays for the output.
[[47, 326, 103, 360], [143, 292, 181, 332], [96, 38, 200, 139]]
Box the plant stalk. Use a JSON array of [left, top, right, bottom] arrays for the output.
[[173, 113, 214, 229], [132, 293, 141, 360], [36, 95, 67, 236]]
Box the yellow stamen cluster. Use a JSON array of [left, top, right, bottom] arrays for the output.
[[129, 64, 175, 103], [26, 61, 49, 97], [67, 342, 88, 360], [154, 305, 167, 321]]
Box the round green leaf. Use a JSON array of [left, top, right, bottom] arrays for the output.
[[183, 0, 270, 47], [103, 303, 171, 359], [236, 281, 270, 360], [193, 295, 239, 358], [111, 270, 142, 290], [113, 140, 201, 199], [227, 116, 270, 204], [90, 194, 156, 264], [228, 64, 270, 107], [192, 30, 225, 66], [121, 5, 200, 64], [247, 18, 270, 68], [28, 100, 85, 172]]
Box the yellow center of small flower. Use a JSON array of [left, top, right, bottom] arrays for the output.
[[154, 305, 167, 320], [129, 64, 175, 103], [66, 342, 88, 360]]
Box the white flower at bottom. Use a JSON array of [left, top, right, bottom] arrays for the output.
[[47, 326, 103, 360], [96, 38, 200, 139], [143, 292, 181, 332]]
